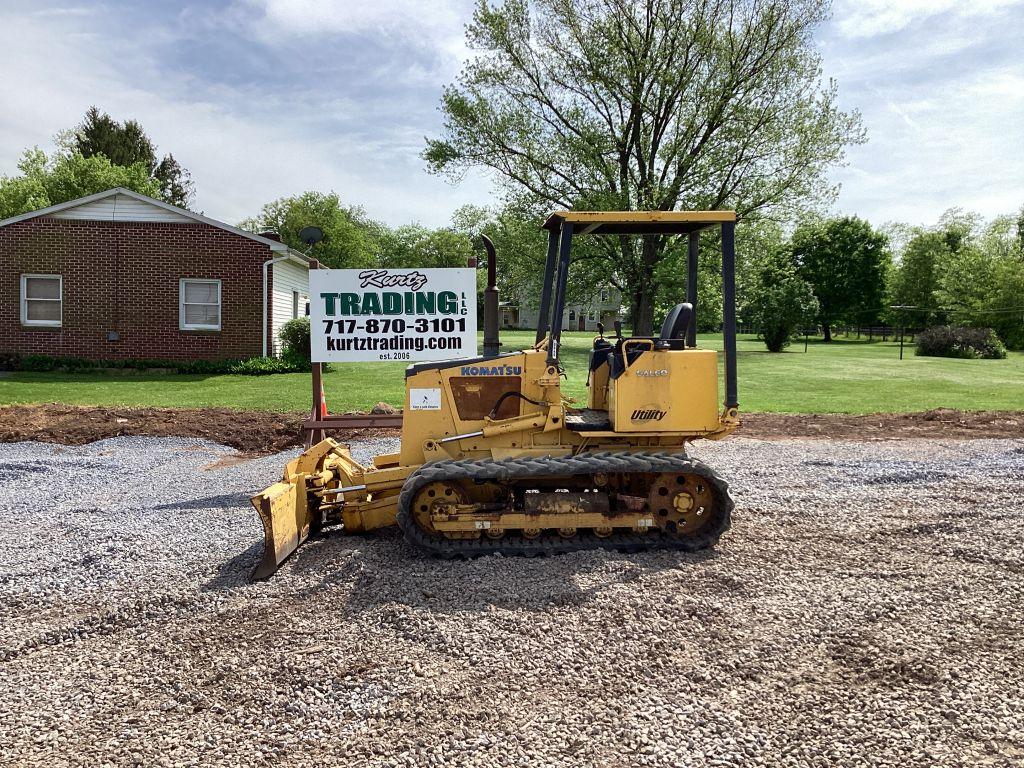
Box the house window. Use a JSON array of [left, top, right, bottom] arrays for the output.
[[21, 275, 62, 327], [600, 288, 609, 302], [292, 291, 300, 320], [569, 310, 576, 321], [179, 279, 221, 331]]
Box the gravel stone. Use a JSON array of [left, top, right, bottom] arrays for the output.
[[0, 435, 1022, 767]]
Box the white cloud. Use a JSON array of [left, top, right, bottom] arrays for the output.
[[2, 0, 1021, 235], [833, 0, 1022, 39], [241, 0, 465, 36], [823, 0, 1024, 226], [228, 0, 474, 77], [829, 65, 1024, 225], [0, 3, 492, 227]]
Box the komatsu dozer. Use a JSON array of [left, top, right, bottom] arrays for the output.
[[250, 211, 741, 579]]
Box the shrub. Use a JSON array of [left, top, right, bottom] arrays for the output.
[[278, 317, 312, 365], [226, 357, 308, 375], [915, 326, 1007, 360], [0, 354, 317, 375], [20, 354, 66, 372]]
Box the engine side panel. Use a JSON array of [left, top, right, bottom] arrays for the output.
[[608, 349, 720, 432]]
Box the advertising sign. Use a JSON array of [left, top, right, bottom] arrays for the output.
[[309, 268, 477, 363]]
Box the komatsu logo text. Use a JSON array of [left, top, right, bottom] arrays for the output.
[[631, 408, 667, 421], [460, 365, 522, 376], [635, 369, 669, 377]]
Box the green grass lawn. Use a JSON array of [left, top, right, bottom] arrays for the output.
[[1, 331, 1022, 414]]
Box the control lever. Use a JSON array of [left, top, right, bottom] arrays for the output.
[[613, 319, 623, 338], [596, 322, 605, 338]]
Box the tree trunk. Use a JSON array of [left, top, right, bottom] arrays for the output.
[[630, 236, 660, 336], [822, 324, 832, 342], [633, 287, 656, 336]]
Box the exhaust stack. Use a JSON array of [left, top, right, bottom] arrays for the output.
[[481, 234, 501, 357]]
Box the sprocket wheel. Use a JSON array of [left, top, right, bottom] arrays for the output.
[[647, 472, 720, 538]]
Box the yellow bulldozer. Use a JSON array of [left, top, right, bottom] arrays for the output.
[[250, 210, 741, 579]]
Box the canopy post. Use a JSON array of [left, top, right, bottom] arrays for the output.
[[535, 229, 559, 345], [686, 230, 699, 348], [721, 221, 738, 409], [547, 223, 574, 365]]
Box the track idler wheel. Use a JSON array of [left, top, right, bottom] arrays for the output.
[[410, 481, 476, 540]]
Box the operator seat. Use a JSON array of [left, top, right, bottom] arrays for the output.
[[608, 302, 693, 379]]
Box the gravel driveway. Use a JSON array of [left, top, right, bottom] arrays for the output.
[[1, 436, 1022, 767]]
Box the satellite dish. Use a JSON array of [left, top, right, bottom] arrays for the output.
[[299, 226, 325, 246]]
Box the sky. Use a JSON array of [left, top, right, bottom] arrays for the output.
[[0, 0, 1022, 230]]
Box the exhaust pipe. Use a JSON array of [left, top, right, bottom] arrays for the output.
[[481, 234, 501, 357]]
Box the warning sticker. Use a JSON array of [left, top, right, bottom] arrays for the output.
[[410, 388, 442, 410]]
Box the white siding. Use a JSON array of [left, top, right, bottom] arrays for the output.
[[270, 259, 310, 356], [516, 286, 623, 331], [52, 193, 192, 223]]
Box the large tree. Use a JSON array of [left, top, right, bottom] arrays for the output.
[[239, 191, 380, 269], [936, 212, 1024, 350], [451, 200, 609, 312], [67, 107, 194, 208], [792, 216, 890, 341], [887, 230, 951, 327], [425, 0, 863, 334], [377, 224, 475, 269], [0, 148, 162, 220]]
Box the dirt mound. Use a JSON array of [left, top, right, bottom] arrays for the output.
[[0, 404, 1019, 454], [0, 404, 332, 454], [740, 408, 1024, 441]]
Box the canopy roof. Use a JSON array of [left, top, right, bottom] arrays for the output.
[[543, 210, 736, 235]]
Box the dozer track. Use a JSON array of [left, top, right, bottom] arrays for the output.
[[396, 451, 732, 558]]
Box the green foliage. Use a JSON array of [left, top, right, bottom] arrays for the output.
[[66, 106, 194, 207], [744, 249, 819, 352], [652, 232, 723, 333], [0, 149, 162, 220], [225, 357, 310, 375], [933, 213, 1024, 350], [915, 326, 1007, 360], [239, 191, 379, 269], [377, 224, 474, 269], [278, 317, 312, 366], [450, 200, 604, 311], [793, 216, 891, 340], [881, 208, 1024, 350], [887, 230, 950, 327], [0, 353, 310, 375], [425, 0, 864, 333]]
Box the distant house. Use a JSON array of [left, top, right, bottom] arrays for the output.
[[502, 284, 623, 332], [0, 187, 312, 361]]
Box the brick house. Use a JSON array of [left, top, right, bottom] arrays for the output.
[[0, 187, 313, 361]]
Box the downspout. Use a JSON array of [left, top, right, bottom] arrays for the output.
[[262, 252, 290, 358]]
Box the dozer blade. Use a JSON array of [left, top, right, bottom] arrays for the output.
[[250, 478, 312, 580]]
